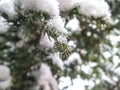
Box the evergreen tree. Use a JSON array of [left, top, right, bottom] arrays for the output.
[[0, 0, 120, 90]]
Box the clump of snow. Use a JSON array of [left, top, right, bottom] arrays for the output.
[[81, 62, 98, 75], [0, 17, 9, 33], [107, 34, 120, 45], [0, 65, 10, 81], [57, 35, 67, 44], [0, 65, 12, 90], [103, 51, 111, 59], [36, 0, 60, 16], [30, 63, 58, 90], [102, 73, 116, 85], [81, 65, 93, 74], [47, 53, 64, 70], [59, 76, 92, 90], [68, 40, 76, 48], [66, 17, 81, 32], [57, 0, 78, 11], [47, 16, 68, 35], [89, 62, 98, 68], [64, 52, 82, 66], [58, 0, 111, 20], [0, 0, 16, 18], [0, 78, 12, 90], [39, 34, 55, 50], [15, 0, 36, 10], [58, 76, 71, 89], [77, 0, 111, 20], [16, 0, 60, 16]]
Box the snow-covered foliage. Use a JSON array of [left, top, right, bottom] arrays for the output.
[[47, 53, 64, 70], [6, 0, 111, 21], [0, 0, 15, 17], [0, 0, 118, 90], [65, 52, 82, 66], [30, 63, 58, 90], [47, 16, 68, 35], [39, 34, 55, 50], [58, 0, 111, 20], [57, 0, 78, 11], [57, 35, 67, 44], [77, 0, 111, 20], [15, 0, 60, 16]]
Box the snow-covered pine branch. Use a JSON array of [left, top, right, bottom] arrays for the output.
[[0, 0, 116, 90]]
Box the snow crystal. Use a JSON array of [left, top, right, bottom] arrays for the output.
[[0, 17, 9, 33], [64, 52, 82, 66], [0, 65, 11, 89], [16, 0, 60, 16], [47, 53, 64, 70], [47, 16, 68, 34], [30, 63, 58, 90], [39, 34, 55, 49]]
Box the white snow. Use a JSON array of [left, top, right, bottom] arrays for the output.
[[59, 76, 95, 90], [58, 0, 111, 20], [47, 16, 68, 35], [68, 40, 76, 48], [66, 17, 81, 32], [0, 77, 12, 90], [0, 65, 11, 89], [0, 0, 16, 17], [31, 63, 58, 90], [0, 65, 11, 81], [103, 51, 111, 59], [47, 53, 64, 70], [58, 76, 71, 89], [39, 34, 55, 49], [107, 34, 120, 45], [57, 0, 78, 11], [57, 35, 67, 44], [77, 0, 111, 20], [0, 17, 9, 33], [102, 74, 116, 85], [36, 0, 60, 16], [81, 65, 93, 74], [64, 52, 82, 66], [16, 0, 60, 16]]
